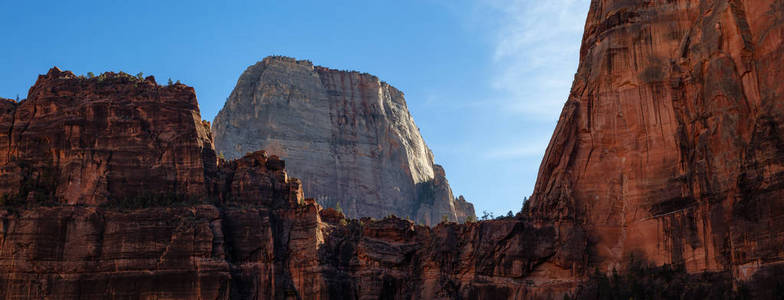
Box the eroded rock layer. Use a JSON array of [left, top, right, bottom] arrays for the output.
[[212, 56, 475, 224], [0, 205, 569, 299], [529, 0, 784, 281]]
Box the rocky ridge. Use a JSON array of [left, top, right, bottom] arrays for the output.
[[212, 56, 474, 224]]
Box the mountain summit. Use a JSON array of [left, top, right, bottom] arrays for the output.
[[213, 56, 475, 224]]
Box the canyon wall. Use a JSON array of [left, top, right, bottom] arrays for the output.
[[5, 0, 784, 297], [529, 0, 784, 280], [0, 205, 567, 299], [212, 57, 474, 224], [0, 70, 557, 299]]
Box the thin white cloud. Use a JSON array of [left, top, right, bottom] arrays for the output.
[[484, 139, 551, 160], [477, 0, 590, 119], [424, 0, 591, 216]]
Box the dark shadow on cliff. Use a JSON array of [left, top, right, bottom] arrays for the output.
[[565, 252, 775, 300]]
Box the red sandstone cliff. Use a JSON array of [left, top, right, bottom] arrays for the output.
[[529, 0, 784, 291], [0, 70, 314, 298], [0, 68, 216, 206]]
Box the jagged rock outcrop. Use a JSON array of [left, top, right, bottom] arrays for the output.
[[212, 56, 475, 224], [529, 0, 784, 284], [0, 68, 216, 206], [0, 70, 318, 299]]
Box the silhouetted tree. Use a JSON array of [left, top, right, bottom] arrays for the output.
[[521, 196, 530, 213], [481, 210, 494, 221], [335, 202, 343, 215]]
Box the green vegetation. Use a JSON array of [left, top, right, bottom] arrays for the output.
[[441, 214, 449, 224], [465, 215, 477, 223], [168, 78, 173, 85], [335, 202, 343, 215], [87, 72, 95, 78], [136, 72, 144, 80]]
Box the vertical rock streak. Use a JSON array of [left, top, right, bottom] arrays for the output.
[[530, 0, 784, 277]]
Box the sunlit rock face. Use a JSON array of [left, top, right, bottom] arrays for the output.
[[529, 0, 784, 279], [0, 68, 216, 206], [213, 56, 475, 224]]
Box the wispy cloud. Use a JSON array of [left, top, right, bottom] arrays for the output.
[[423, 0, 591, 215], [484, 139, 551, 160], [476, 0, 590, 119]]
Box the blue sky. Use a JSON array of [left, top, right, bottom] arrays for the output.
[[0, 0, 590, 217]]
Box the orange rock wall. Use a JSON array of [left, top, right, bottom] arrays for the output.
[[529, 0, 784, 277]]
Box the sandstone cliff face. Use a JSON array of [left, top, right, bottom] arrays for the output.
[[0, 206, 570, 299], [0, 70, 319, 299], [0, 203, 331, 299], [0, 68, 216, 206], [212, 56, 474, 224], [529, 0, 784, 281]]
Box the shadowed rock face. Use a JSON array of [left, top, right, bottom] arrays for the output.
[[529, 0, 784, 278], [212, 56, 475, 224]]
